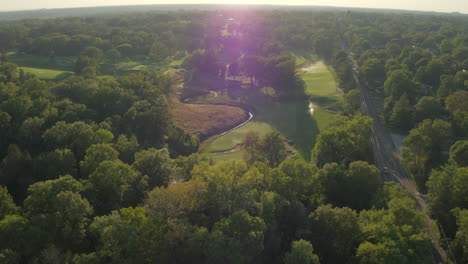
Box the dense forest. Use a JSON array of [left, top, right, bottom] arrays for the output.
[[0, 6, 467, 264]]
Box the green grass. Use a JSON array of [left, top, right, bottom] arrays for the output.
[[19, 67, 73, 80], [197, 58, 342, 161], [205, 122, 274, 153], [9, 51, 186, 80], [301, 61, 342, 110], [9, 53, 76, 71], [208, 149, 245, 162]]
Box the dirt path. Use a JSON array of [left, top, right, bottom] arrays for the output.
[[341, 38, 448, 263]]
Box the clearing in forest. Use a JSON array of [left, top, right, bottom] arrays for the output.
[[196, 56, 342, 161]]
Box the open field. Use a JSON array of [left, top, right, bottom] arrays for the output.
[[205, 122, 273, 153], [301, 61, 342, 110], [19, 67, 74, 80], [8, 52, 187, 80], [9, 53, 76, 71], [172, 98, 248, 137]]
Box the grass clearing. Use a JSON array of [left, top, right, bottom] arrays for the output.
[[197, 58, 342, 161], [205, 121, 273, 153], [9, 53, 76, 71], [19, 67, 73, 80], [9, 51, 187, 80], [301, 61, 342, 110]]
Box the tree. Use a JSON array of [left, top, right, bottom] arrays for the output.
[[0, 144, 33, 198], [311, 115, 372, 166], [384, 70, 417, 99], [402, 119, 451, 190], [343, 89, 361, 115], [86, 160, 143, 214], [114, 134, 140, 164], [243, 131, 287, 167], [91, 206, 198, 263], [196, 210, 266, 264], [24, 175, 93, 249], [81, 46, 103, 60], [451, 209, 468, 264], [308, 205, 362, 263], [42, 121, 109, 159], [344, 161, 381, 210], [360, 58, 386, 87], [241, 55, 262, 86], [0, 214, 31, 261], [449, 141, 468, 167], [105, 48, 121, 63], [40, 148, 77, 180], [315, 163, 345, 205], [227, 62, 239, 80], [414, 96, 443, 123], [389, 94, 412, 131], [284, 240, 320, 264], [427, 165, 468, 238], [80, 144, 119, 176], [132, 147, 174, 188], [446, 91, 468, 114], [0, 186, 18, 219]]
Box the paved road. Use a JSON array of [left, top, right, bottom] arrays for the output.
[[341, 39, 448, 263]]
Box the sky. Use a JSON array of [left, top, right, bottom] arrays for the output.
[[1, 0, 467, 14]]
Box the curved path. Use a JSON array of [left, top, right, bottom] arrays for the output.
[[179, 70, 254, 153]]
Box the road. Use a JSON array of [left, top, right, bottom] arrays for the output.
[[341, 40, 448, 263]]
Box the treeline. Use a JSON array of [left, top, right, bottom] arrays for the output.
[[337, 11, 468, 263], [0, 11, 210, 58]]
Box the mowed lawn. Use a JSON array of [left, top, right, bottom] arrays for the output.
[[8, 52, 187, 80], [205, 122, 273, 153], [19, 67, 73, 80], [301, 61, 342, 110]]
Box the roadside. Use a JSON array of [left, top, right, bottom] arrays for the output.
[[341, 40, 448, 263]]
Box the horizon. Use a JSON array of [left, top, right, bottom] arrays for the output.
[[2, 1, 468, 14]]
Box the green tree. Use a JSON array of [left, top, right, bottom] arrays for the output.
[[414, 96, 443, 123], [80, 143, 119, 176], [389, 94, 412, 130], [24, 175, 93, 249], [105, 48, 121, 63], [451, 209, 468, 264], [196, 210, 267, 264], [343, 89, 361, 115], [243, 130, 287, 167], [86, 160, 143, 214], [133, 147, 174, 188], [312, 115, 372, 166], [308, 205, 362, 263], [427, 165, 468, 238], [446, 91, 468, 114], [402, 119, 451, 190], [227, 62, 239, 80], [90, 206, 196, 263], [284, 240, 320, 264], [114, 134, 140, 164], [0, 186, 18, 219], [344, 161, 381, 210], [449, 140, 468, 167], [384, 70, 417, 99], [40, 148, 77, 180]]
